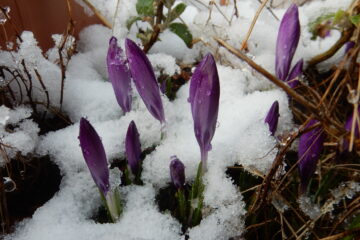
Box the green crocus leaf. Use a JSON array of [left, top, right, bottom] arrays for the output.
[[169, 23, 193, 48]]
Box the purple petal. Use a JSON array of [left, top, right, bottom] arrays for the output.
[[169, 156, 185, 189], [125, 39, 165, 123], [125, 120, 142, 175], [345, 41, 355, 54], [286, 59, 303, 88], [275, 4, 300, 81], [265, 101, 280, 136], [298, 119, 324, 192], [79, 118, 110, 196], [107, 36, 132, 113], [190, 53, 220, 169]]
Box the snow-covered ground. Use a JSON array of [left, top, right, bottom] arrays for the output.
[[0, 0, 354, 239]]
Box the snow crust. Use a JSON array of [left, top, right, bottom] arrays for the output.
[[1, 0, 354, 239]]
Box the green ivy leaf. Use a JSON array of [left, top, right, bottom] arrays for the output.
[[126, 16, 142, 30], [169, 23, 193, 48], [136, 0, 154, 16], [350, 14, 360, 26], [168, 3, 186, 22]]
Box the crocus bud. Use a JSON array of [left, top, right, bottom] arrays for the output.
[[286, 59, 303, 88], [275, 4, 300, 81], [264, 101, 279, 136], [125, 38, 165, 123], [125, 121, 142, 176], [107, 36, 132, 113], [298, 120, 324, 193], [79, 118, 110, 196], [189, 53, 220, 170], [169, 156, 185, 189]]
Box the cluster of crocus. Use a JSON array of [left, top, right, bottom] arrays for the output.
[[78, 118, 122, 222], [298, 119, 324, 193], [189, 53, 220, 171], [275, 4, 303, 88], [107, 37, 165, 124], [264, 101, 280, 136]]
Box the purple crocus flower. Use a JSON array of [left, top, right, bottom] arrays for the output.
[[189, 53, 220, 170], [264, 101, 280, 136], [125, 120, 142, 175], [298, 119, 324, 193], [79, 118, 110, 196], [125, 39, 165, 123], [107, 37, 132, 113], [169, 156, 185, 189], [286, 59, 303, 88], [275, 4, 300, 81]]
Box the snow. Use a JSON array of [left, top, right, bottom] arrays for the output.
[[1, 0, 355, 239]]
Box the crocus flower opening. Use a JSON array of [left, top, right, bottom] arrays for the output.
[[125, 120, 142, 176], [286, 59, 303, 88], [264, 101, 280, 136], [275, 4, 300, 81], [189, 53, 220, 170], [169, 156, 185, 189], [107, 36, 132, 113], [298, 120, 324, 193], [79, 118, 110, 196], [125, 38, 165, 123]]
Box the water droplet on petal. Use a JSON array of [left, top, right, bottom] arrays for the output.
[[206, 90, 211, 96]]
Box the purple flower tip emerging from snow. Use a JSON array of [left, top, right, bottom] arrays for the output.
[[275, 4, 300, 81], [298, 120, 324, 193], [189, 53, 220, 170], [125, 120, 142, 175], [169, 156, 185, 189], [79, 118, 110, 196], [286, 59, 303, 88], [107, 36, 132, 113], [125, 38, 165, 123], [265, 101, 280, 136]]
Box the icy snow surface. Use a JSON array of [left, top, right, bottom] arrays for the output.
[[4, 0, 354, 239]]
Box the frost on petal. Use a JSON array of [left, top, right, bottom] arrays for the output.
[[190, 53, 220, 169], [286, 59, 303, 88], [125, 120, 142, 175], [298, 119, 324, 193], [169, 156, 185, 189], [78, 118, 110, 196], [264, 101, 280, 136], [275, 4, 300, 81], [107, 36, 132, 113], [125, 38, 165, 123]]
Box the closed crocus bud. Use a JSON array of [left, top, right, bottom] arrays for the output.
[[189, 53, 220, 170], [125, 121, 142, 175], [298, 120, 324, 193], [286, 59, 303, 88], [275, 4, 300, 81], [264, 101, 279, 136], [107, 36, 132, 113], [169, 156, 185, 189], [79, 118, 110, 196], [125, 39, 165, 123]]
